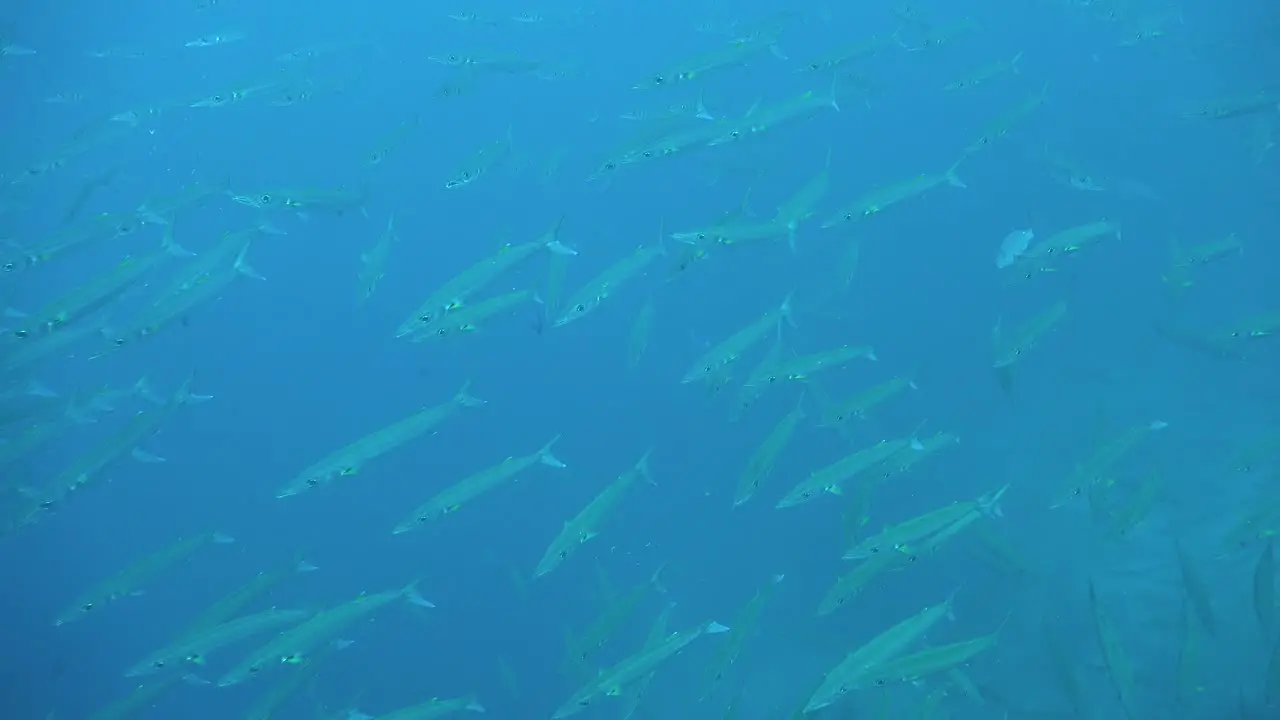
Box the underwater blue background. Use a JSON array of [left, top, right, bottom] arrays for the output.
[[1, 0, 1278, 718]]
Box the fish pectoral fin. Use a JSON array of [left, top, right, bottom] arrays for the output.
[[131, 447, 166, 463], [824, 484, 843, 496]]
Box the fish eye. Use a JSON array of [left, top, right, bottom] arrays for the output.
[[212, 95, 224, 104], [449, 54, 460, 62], [113, 337, 126, 347], [81, 602, 94, 611], [838, 685, 849, 695], [703, 365, 713, 373], [14, 329, 27, 338], [808, 62, 820, 70], [436, 327, 449, 337], [2, 262, 12, 271], [419, 313, 433, 322], [306, 478, 319, 487], [801, 490, 812, 499], [653, 75, 665, 84], [259, 194, 272, 205], [248, 666, 260, 674], [874, 678, 888, 687], [729, 130, 740, 139], [153, 660, 166, 668], [575, 304, 586, 312]]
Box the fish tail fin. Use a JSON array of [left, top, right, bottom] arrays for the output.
[[464, 697, 486, 713]]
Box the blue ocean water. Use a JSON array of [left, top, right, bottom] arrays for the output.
[[1, 1, 1278, 718]]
